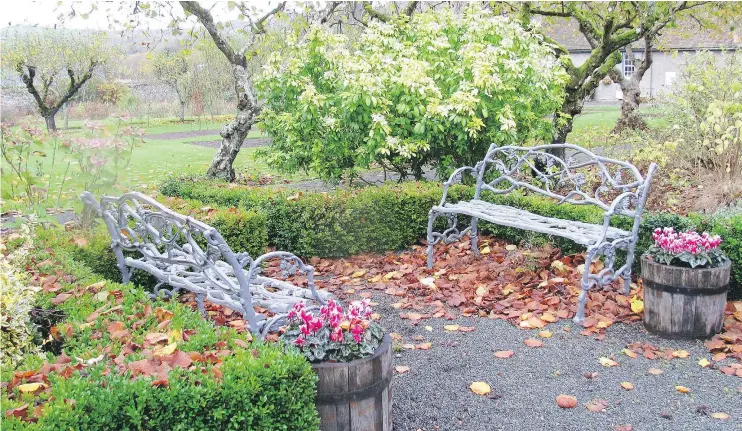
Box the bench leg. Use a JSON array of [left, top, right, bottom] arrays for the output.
[[622, 244, 637, 295], [470, 217, 479, 257], [574, 251, 596, 324], [112, 244, 131, 285], [426, 210, 437, 269]]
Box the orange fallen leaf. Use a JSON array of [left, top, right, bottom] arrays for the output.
[[416, 342, 432, 350], [620, 382, 634, 390], [647, 368, 664, 375], [556, 394, 578, 409], [585, 399, 608, 412], [494, 350, 514, 359], [395, 366, 410, 374], [675, 385, 691, 393], [538, 330, 552, 338], [711, 412, 729, 420], [524, 339, 544, 348]]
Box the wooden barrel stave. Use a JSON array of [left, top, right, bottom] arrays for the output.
[[642, 256, 730, 339], [313, 334, 392, 431]]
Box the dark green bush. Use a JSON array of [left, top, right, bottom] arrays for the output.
[[159, 177, 741, 296], [3, 229, 319, 431]]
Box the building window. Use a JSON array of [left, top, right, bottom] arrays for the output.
[[622, 51, 635, 78]]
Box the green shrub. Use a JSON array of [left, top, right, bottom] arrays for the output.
[[3, 228, 319, 430]]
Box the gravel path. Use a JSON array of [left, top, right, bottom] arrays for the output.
[[367, 293, 742, 431]]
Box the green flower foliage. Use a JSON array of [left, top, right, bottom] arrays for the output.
[[257, 5, 568, 182], [0, 224, 40, 368]]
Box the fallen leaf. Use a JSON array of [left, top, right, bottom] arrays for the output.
[[538, 330, 552, 338], [480, 246, 491, 255], [697, 358, 711, 368], [615, 425, 633, 431], [620, 382, 634, 390], [505, 244, 517, 251], [622, 348, 638, 359], [630, 296, 643, 313], [556, 394, 578, 409], [424, 326, 433, 332], [672, 350, 690, 359], [458, 326, 476, 332], [444, 325, 460, 332], [155, 308, 174, 322], [675, 385, 691, 393], [395, 366, 410, 374], [416, 342, 432, 350], [524, 339, 544, 348], [51, 293, 73, 305], [647, 368, 664, 375], [585, 399, 608, 412], [710, 412, 729, 420], [599, 357, 618, 367], [494, 350, 514, 359], [469, 382, 491, 395], [155, 343, 177, 356], [17, 383, 45, 393], [351, 269, 367, 278]]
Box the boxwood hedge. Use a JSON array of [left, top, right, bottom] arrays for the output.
[[159, 177, 741, 298]]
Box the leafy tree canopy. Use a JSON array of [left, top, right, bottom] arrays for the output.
[[257, 5, 568, 182]]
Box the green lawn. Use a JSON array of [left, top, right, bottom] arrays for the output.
[[2, 105, 662, 214], [1, 116, 286, 213]]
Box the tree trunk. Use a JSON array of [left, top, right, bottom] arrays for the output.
[[179, 100, 186, 122], [44, 111, 58, 131], [613, 37, 653, 133], [206, 108, 255, 182], [613, 77, 647, 133], [549, 93, 584, 160], [64, 103, 71, 129]]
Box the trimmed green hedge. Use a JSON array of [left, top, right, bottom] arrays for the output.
[[2, 229, 319, 431], [159, 177, 741, 297]]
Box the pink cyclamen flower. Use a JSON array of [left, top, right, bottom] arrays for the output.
[[295, 336, 306, 347], [330, 328, 344, 342]]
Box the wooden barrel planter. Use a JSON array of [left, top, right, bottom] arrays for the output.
[[312, 334, 393, 431], [641, 256, 731, 339]]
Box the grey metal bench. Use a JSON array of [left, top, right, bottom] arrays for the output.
[[426, 144, 657, 323], [81, 192, 330, 338]]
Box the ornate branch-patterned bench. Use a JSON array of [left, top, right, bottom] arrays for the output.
[[81, 192, 330, 338], [426, 144, 657, 323]]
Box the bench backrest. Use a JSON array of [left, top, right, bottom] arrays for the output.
[[81, 192, 250, 291], [475, 144, 657, 220]]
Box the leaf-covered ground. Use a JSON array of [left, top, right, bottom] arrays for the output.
[[9, 235, 741, 429]]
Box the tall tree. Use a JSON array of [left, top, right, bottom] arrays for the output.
[[2, 28, 110, 131], [179, 1, 286, 182], [515, 1, 712, 158], [609, 7, 739, 133]]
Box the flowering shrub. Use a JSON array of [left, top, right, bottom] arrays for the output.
[[258, 5, 567, 182], [0, 222, 40, 367], [282, 299, 385, 363], [645, 227, 727, 268]]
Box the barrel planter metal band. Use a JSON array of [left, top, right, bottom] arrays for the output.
[[312, 334, 393, 431], [641, 256, 731, 339], [643, 280, 730, 296]]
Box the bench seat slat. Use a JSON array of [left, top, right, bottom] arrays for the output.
[[435, 199, 630, 246]]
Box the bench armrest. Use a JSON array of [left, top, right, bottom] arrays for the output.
[[440, 165, 480, 206]]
